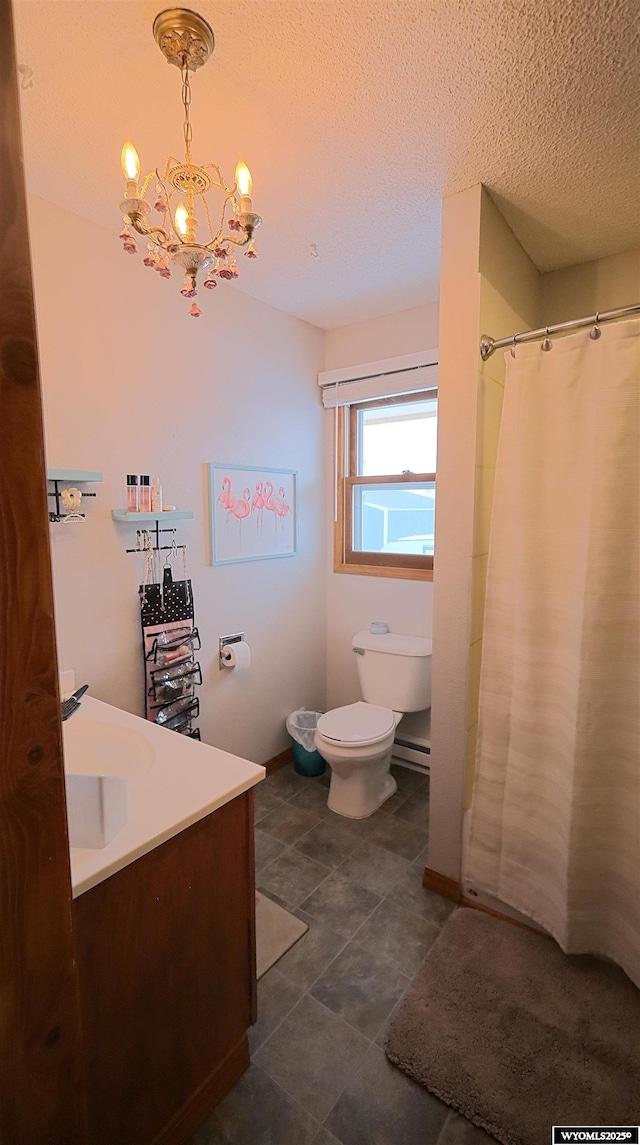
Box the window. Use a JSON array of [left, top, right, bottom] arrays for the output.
[[335, 389, 437, 579]]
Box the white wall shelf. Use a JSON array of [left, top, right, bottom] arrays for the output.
[[47, 469, 103, 482], [111, 510, 194, 524], [47, 470, 103, 521]]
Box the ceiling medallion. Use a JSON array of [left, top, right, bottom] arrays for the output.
[[118, 8, 262, 317]]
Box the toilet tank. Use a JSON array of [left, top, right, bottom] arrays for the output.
[[351, 630, 432, 712]]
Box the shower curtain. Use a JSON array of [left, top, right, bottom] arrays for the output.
[[466, 318, 640, 988]]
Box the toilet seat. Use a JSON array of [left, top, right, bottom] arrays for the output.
[[316, 701, 395, 748]]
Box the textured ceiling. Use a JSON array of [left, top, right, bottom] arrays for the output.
[[14, 0, 640, 329]]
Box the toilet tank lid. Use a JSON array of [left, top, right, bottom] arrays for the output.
[[352, 631, 432, 657]]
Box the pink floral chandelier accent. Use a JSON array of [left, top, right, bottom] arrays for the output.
[[118, 9, 262, 317]]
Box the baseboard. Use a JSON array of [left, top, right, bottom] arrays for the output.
[[151, 1035, 249, 1145], [263, 746, 293, 776], [422, 865, 462, 903], [461, 897, 544, 935]]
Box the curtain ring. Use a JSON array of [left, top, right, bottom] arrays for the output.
[[590, 312, 602, 340], [541, 326, 552, 351], [510, 334, 517, 358]]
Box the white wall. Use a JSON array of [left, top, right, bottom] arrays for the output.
[[324, 304, 439, 742], [29, 194, 326, 765], [541, 247, 640, 323]]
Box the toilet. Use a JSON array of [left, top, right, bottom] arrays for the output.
[[315, 627, 432, 819]]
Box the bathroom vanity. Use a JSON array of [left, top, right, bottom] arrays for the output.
[[64, 697, 264, 1145]]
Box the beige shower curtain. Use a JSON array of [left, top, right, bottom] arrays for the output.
[[466, 318, 640, 987]]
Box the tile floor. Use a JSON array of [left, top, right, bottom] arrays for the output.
[[189, 762, 495, 1145]]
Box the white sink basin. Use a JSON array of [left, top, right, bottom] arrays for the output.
[[63, 719, 155, 779]]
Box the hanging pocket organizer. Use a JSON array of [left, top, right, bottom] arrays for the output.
[[140, 578, 202, 740]]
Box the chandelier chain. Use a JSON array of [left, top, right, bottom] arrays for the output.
[[181, 60, 193, 161]]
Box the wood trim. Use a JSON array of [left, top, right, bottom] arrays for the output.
[[333, 562, 434, 582], [461, 897, 542, 935], [263, 746, 293, 775], [0, 3, 88, 1140], [246, 790, 258, 1025], [348, 388, 438, 417], [422, 865, 463, 903], [150, 1036, 249, 1145]]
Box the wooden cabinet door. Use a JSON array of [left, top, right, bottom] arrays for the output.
[[74, 792, 256, 1145]]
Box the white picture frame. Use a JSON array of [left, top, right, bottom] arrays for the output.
[[209, 463, 297, 565]]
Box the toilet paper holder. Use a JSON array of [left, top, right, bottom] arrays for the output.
[[219, 631, 245, 669]]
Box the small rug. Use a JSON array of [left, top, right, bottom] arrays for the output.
[[386, 908, 640, 1145], [255, 892, 308, 980]]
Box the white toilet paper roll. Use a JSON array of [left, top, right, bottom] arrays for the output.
[[223, 640, 251, 671]]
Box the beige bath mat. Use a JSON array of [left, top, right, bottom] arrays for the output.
[[386, 908, 640, 1145], [255, 892, 308, 980]]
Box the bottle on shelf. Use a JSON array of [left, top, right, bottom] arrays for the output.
[[126, 474, 139, 513], [139, 475, 151, 513], [151, 476, 163, 513]]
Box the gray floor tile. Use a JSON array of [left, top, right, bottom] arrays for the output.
[[259, 802, 322, 844], [326, 1043, 449, 1145], [311, 1128, 342, 1145], [436, 1110, 499, 1145], [255, 994, 369, 1122], [300, 873, 381, 938], [336, 840, 412, 897], [413, 843, 430, 868], [393, 792, 430, 827], [375, 981, 411, 1047], [387, 872, 457, 925], [258, 849, 331, 908], [295, 818, 363, 869], [258, 886, 296, 911], [367, 815, 428, 861], [255, 830, 285, 872], [353, 898, 441, 977], [189, 1061, 319, 1144], [249, 967, 305, 1055], [310, 940, 410, 1040], [288, 782, 332, 816], [390, 763, 428, 796], [376, 788, 410, 815], [254, 785, 286, 824], [265, 765, 307, 801], [277, 909, 347, 990]]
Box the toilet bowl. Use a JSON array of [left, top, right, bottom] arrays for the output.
[[315, 702, 402, 818], [315, 628, 432, 819]]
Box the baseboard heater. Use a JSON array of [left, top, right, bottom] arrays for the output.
[[393, 736, 430, 772]]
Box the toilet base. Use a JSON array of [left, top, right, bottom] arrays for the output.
[[327, 759, 397, 820]]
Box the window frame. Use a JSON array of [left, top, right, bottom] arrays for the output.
[[334, 389, 437, 581]]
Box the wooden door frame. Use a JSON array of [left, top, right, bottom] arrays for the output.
[[0, 0, 88, 1139]]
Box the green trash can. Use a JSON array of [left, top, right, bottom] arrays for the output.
[[287, 710, 326, 777]]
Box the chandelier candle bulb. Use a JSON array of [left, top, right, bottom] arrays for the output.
[[235, 161, 253, 213], [121, 139, 140, 197]]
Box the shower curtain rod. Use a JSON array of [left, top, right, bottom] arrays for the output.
[[479, 302, 640, 360]]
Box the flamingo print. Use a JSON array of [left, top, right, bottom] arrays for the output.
[[251, 482, 266, 533], [231, 488, 251, 521], [217, 477, 235, 511]]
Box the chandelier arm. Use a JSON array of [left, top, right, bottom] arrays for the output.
[[129, 214, 171, 245], [201, 164, 235, 195], [215, 229, 253, 249], [140, 172, 156, 198]]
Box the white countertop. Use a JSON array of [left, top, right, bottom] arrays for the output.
[[63, 696, 265, 898]]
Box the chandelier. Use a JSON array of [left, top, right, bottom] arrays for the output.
[[118, 8, 262, 317]]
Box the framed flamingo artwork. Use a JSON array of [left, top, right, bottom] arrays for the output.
[[209, 464, 297, 565]]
